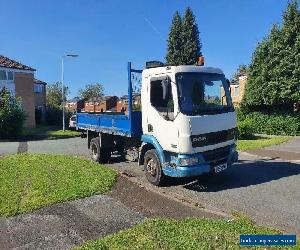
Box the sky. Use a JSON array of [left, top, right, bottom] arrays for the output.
[[0, 0, 291, 99]]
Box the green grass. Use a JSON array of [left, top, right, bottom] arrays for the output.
[[76, 215, 299, 250], [0, 154, 117, 217], [47, 129, 81, 138], [22, 125, 80, 139], [237, 136, 291, 151]]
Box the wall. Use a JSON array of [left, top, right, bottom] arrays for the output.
[[14, 72, 36, 128], [221, 76, 247, 107]]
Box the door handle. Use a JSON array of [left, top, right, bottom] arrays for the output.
[[148, 124, 153, 132]]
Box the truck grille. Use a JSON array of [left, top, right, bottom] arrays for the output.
[[190, 128, 236, 148], [201, 146, 231, 162]]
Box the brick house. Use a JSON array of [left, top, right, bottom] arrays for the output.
[[116, 93, 141, 113], [84, 96, 118, 113], [65, 97, 85, 113], [221, 75, 247, 107], [34, 79, 47, 122], [0, 55, 36, 128]]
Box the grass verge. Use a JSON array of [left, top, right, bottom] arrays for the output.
[[237, 136, 291, 151], [0, 154, 116, 217], [76, 215, 298, 250], [22, 125, 81, 140]]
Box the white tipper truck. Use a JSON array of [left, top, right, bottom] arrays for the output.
[[77, 60, 238, 185]]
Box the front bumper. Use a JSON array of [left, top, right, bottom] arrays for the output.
[[162, 145, 238, 178]]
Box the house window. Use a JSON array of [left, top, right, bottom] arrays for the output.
[[7, 72, 13, 80], [233, 86, 239, 97], [0, 70, 6, 80], [34, 84, 43, 93]]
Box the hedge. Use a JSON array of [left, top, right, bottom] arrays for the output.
[[0, 88, 25, 139], [45, 106, 72, 127], [237, 109, 300, 136]]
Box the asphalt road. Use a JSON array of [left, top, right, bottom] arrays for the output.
[[1, 137, 299, 234]]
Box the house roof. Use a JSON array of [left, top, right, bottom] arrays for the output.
[[88, 96, 118, 102], [67, 97, 86, 103], [0, 55, 36, 71], [34, 79, 47, 85]]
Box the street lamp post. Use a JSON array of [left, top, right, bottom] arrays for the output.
[[61, 54, 78, 131]]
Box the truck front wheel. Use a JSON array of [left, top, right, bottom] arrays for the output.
[[90, 137, 111, 163], [144, 149, 165, 186]]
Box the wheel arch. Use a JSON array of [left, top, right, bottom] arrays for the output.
[[139, 135, 165, 166]]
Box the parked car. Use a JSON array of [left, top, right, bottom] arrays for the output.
[[69, 114, 77, 130]]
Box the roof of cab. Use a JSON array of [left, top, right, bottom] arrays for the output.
[[142, 65, 224, 76]]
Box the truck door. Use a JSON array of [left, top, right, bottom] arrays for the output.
[[146, 75, 178, 152]]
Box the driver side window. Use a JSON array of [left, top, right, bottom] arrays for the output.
[[150, 78, 174, 121]]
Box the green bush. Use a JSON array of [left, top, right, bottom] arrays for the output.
[[237, 119, 255, 139], [237, 109, 300, 136], [0, 88, 25, 139], [45, 106, 72, 127]]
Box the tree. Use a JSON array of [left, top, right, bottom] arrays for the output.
[[231, 64, 249, 83], [181, 7, 202, 65], [243, 1, 300, 111], [47, 82, 69, 108], [166, 11, 182, 65], [0, 88, 25, 139], [78, 83, 104, 100]]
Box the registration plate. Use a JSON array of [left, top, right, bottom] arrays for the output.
[[214, 163, 227, 173]]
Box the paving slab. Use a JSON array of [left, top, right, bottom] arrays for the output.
[[0, 195, 144, 250], [246, 136, 300, 161], [267, 136, 300, 153]]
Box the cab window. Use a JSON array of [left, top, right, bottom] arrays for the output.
[[150, 77, 174, 121]]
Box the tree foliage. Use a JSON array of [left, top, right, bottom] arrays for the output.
[[181, 7, 202, 65], [166, 7, 202, 65], [46, 82, 69, 108], [166, 11, 182, 66], [78, 83, 104, 100], [231, 64, 248, 83], [0, 88, 25, 139], [243, 1, 300, 111]]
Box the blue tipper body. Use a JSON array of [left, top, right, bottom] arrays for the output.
[[77, 111, 142, 137]]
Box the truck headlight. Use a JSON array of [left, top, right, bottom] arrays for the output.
[[179, 157, 198, 166]]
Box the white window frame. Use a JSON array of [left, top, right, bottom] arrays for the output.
[[233, 86, 239, 97]]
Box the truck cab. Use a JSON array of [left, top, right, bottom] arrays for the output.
[[77, 61, 238, 186], [139, 63, 238, 185]]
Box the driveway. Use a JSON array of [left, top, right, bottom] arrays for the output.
[[0, 137, 299, 234]]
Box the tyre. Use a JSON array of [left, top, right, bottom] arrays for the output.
[[144, 149, 165, 186], [90, 137, 111, 163]]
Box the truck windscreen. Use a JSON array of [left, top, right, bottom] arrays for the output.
[[176, 72, 234, 116]]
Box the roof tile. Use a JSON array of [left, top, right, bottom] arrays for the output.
[[0, 55, 35, 71]]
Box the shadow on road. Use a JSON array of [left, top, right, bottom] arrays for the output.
[[163, 160, 300, 192]]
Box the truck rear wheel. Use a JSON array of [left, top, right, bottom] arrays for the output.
[[90, 137, 111, 163], [144, 149, 165, 186]]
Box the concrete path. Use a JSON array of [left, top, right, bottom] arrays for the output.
[[0, 195, 144, 250], [0, 176, 221, 250], [268, 136, 300, 153], [246, 137, 300, 161]]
